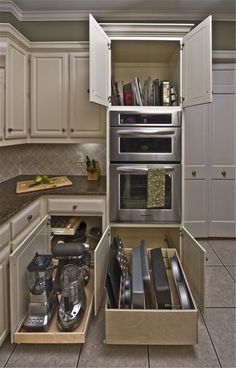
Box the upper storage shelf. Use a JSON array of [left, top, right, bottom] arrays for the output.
[[89, 14, 212, 109]]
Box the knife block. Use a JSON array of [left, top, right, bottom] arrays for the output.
[[87, 161, 101, 181]]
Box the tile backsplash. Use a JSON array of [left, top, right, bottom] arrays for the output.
[[0, 143, 106, 183]]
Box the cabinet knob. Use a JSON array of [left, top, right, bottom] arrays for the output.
[[73, 205, 77, 210], [192, 170, 197, 177], [62, 128, 66, 133], [8, 128, 13, 133], [27, 214, 33, 222], [71, 128, 74, 133], [221, 171, 227, 177]]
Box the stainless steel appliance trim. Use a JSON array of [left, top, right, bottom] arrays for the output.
[[116, 129, 176, 136], [116, 166, 175, 173], [110, 110, 182, 127]]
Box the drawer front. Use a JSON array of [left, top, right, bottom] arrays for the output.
[[105, 308, 197, 345], [47, 197, 106, 214], [210, 167, 235, 179], [0, 224, 10, 252], [11, 200, 41, 239], [184, 166, 207, 180]]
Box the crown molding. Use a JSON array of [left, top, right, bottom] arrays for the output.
[[0, 1, 235, 21]]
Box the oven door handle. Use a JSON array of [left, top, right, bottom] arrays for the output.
[[117, 129, 175, 136], [116, 166, 175, 173]]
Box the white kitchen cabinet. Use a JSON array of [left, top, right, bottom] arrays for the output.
[[208, 65, 235, 237], [0, 223, 10, 346], [30, 53, 68, 138], [89, 14, 212, 108], [183, 104, 209, 237], [0, 68, 4, 140], [69, 54, 105, 138]]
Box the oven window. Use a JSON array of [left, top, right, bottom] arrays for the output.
[[120, 173, 172, 209], [120, 114, 172, 125], [120, 137, 172, 153]]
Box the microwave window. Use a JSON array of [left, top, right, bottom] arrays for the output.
[[120, 114, 172, 125], [120, 173, 172, 209], [120, 137, 172, 153]]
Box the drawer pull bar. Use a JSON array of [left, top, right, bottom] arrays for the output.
[[221, 171, 227, 177]]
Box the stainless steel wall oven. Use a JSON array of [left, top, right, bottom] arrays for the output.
[[109, 109, 182, 223]]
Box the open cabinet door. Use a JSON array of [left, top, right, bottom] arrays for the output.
[[94, 226, 110, 316], [89, 14, 110, 106], [181, 227, 206, 311], [183, 16, 212, 107], [10, 216, 50, 343]]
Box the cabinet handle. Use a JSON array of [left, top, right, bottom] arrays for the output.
[[192, 170, 197, 177], [72, 205, 77, 210], [27, 214, 33, 221], [221, 171, 227, 177], [62, 128, 66, 133], [71, 128, 74, 133], [8, 128, 13, 133]]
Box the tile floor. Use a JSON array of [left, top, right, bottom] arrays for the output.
[[0, 239, 235, 368]]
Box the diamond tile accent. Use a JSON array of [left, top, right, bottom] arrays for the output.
[[0, 143, 106, 183]]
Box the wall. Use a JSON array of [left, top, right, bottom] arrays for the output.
[[0, 143, 106, 183], [0, 12, 235, 50]]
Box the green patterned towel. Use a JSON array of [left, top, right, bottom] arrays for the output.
[[147, 169, 165, 208]]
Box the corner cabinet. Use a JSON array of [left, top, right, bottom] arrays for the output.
[[30, 53, 68, 138], [89, 14, 212, 108]]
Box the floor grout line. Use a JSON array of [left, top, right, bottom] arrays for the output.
[[76, 344, 83, 368], [200, 309, 223, 368], [147, 345, 150, 368], [3, 339, 17, 368]]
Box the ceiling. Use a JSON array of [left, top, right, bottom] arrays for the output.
[[1, 0, 235, 20]]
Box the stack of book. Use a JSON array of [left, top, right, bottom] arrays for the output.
[[111, 76, 177, 106]]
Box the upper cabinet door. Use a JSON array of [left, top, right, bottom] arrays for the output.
[[89, 14, 110, 107], [6, 42, 28, 139], [183, 16, 212, 107], [30, 53, 68, 138], [181, 227, 206, 311]]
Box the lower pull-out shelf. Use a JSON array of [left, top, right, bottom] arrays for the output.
[[14, 275, 94, 344]]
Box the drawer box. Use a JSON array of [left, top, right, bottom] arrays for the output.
[[104, 225, 206, 345], [11, 200, 41, 239], [0, 223, 10, 252], [10, 216, 110, 344]]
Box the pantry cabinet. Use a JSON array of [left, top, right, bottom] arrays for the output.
[[89, 14, 212, 108], [30, 53, 68, 138]]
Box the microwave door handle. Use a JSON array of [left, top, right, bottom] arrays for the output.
[[116, 166, 175, 173], [117, 130, 175, 136]]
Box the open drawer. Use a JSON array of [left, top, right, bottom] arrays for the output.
[[104, 225, 206, 345], [10, 215, 110, 344]]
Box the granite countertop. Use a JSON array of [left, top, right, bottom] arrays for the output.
[[0, 175, 106, 226]]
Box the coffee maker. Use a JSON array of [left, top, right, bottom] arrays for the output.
[[23, 253, 57, 332]]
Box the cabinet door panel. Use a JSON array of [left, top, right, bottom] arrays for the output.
[[209, 179, 235, 237], [31, 54, 68, 137], [0, 68, 5, 140], [6, 42, 28, 139], [89, 14, 110, 107], [183, 16, 212, 107], [0, 248, 10, 347], [10, 217, 50, 342], [70, 55, 105, 137], [210, 94, 235, 166], [184, 179, 208, 237]]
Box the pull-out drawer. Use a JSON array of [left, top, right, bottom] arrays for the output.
[[10, 215, 110, 344], [104, 225, 206, 345], [0, 223, 10, 252], [11, 200, 41, 239]]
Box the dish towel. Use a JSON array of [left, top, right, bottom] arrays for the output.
[[147, 169, 166, 208]]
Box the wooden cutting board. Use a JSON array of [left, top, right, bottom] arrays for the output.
[[16, 176, 72, 194]]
